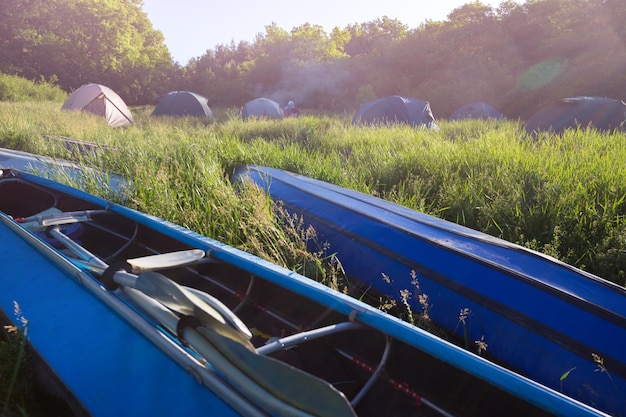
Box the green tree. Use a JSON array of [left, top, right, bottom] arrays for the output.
[[446, 1, 495, 26], [184, 40, 255, 106], [245, 23, 291, 90], [289, 23, 346, 65], [0, 0, 174, 104], [344, 17, 408, 57]]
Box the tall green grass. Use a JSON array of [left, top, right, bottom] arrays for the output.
[[1, 305, 34, 416], [1, 101, 626, 285]]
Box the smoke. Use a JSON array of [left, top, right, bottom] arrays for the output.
[[256, 62, 353, 109]]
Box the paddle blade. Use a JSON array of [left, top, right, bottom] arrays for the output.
[[134, 271, 196, 315], [186, 287, 252, 340], [135, 271, 252, 346], [126, 249, 205, 272], [197, 327, 357, 417]]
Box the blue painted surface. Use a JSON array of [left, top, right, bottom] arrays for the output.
[[0, 221, 241, 417], [236, 165, 626, 416], [0, 147, 127, 193]]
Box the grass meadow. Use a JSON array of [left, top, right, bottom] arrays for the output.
[[2, 100, 626, 285], [1, 98, 626, 414]]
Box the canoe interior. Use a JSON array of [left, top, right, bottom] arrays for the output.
[[0, 173, 565, 417]]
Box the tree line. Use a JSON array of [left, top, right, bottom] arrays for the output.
[[1, 0, 625, 118]]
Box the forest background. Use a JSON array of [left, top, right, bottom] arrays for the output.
[[1, 0, 625, 119]]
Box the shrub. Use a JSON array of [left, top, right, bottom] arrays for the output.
[[0, 74, 67, 102]]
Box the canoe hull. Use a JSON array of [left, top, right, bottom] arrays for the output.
[[235, 165, 626, 416], [0, 146, 126, 193], [0, 220, 243, 416]]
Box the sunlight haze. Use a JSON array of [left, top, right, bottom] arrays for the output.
[[142, 0, 512, 64]]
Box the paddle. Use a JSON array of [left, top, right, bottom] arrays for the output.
[[13, 210, 358, 416], [122, 286, 357, 417], [126, 249, 205, 272], [73, 249, 207, 276], [15, 209, 108, 231], [195, 326, 357, 417], [38, 222, 253, 345], [132, 271, 253, 346], [47, 225, 109, 269]]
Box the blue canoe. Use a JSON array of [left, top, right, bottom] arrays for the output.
[[0, 168, 608, 416], [234, 165, 626, 416], [0, 146, 127, 194]]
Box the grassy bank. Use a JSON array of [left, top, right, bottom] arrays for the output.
[[2, 100, 625, 285]]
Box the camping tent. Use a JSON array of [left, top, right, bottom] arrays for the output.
[[151, 91, 215, 119], [525, 96, 626, 134], [353, 96, 438, 129], [242, 98, 283, 119], [449, 102, 503, 120], [61, 83, 134, 128]]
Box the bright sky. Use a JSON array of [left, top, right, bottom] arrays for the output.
[[142, 0, 510, 64]]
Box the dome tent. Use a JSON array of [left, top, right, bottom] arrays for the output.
[[151, 91, 215, 119], [242, 98, 283, 119], [353, 95, 438, 129], [450, 102, 503, 120], [525, 96, 626, 134], [61, 83, 134, 128]]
